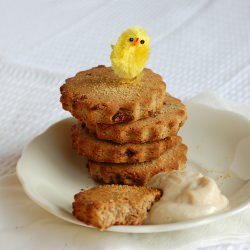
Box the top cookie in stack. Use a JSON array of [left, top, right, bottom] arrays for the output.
[[60, 65, 187, 186], [60, 65, 166, 126]]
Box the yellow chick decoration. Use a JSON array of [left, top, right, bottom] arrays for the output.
[[110, 27, 150, 80]]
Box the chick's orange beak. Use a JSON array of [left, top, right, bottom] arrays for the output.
[[132, 37, 139, 46]]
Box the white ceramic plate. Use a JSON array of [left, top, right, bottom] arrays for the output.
[[17, 103, 250, 233]]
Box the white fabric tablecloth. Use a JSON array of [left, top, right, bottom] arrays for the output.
[[1, 0, 250, 249]]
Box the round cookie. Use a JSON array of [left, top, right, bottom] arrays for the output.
[[86, 94, 187, 143], [87, 141, 187, 186], [71, 123, 179, 163], [60, 65, 166, 125]]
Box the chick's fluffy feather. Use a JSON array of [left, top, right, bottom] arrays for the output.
[[111, 27, 150, 80]]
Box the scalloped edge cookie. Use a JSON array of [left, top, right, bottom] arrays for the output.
[[71, 123, 180, 163], [60, 65, 166, 125], [87, 141, 187, 186], [86, 93, 187, 143]]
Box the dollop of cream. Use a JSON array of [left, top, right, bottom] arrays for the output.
[[145, 171, 229, 224]]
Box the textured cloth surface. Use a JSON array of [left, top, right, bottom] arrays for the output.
[[0, 59, 66, 176], [1, 0, 249, 104], [0, 0, 250, 249]]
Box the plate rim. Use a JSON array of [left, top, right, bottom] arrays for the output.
[[16, 103, 250, 233]]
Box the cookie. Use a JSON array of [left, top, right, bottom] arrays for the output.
[[86, 93, 187, 143], [87, 141, 187, 186], [72, 123, 180, 163], [73, 185, 162, 230], [60, 65, 166, 125]]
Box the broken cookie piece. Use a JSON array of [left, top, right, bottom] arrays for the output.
[[72, 184, 162, 230]]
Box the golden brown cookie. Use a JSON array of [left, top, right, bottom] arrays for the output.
[[73, 185, 162, 230], [72, 123, 180, 163], [86, 93, 187, 143], [87, 141, 187, 186], [60, 65, 166, 125]]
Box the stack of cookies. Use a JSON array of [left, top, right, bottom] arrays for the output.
[[60, 65, 187, 186]]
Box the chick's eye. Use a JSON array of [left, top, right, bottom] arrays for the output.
[[140, 40, 145, 44], [129, 37, 134, 42]]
